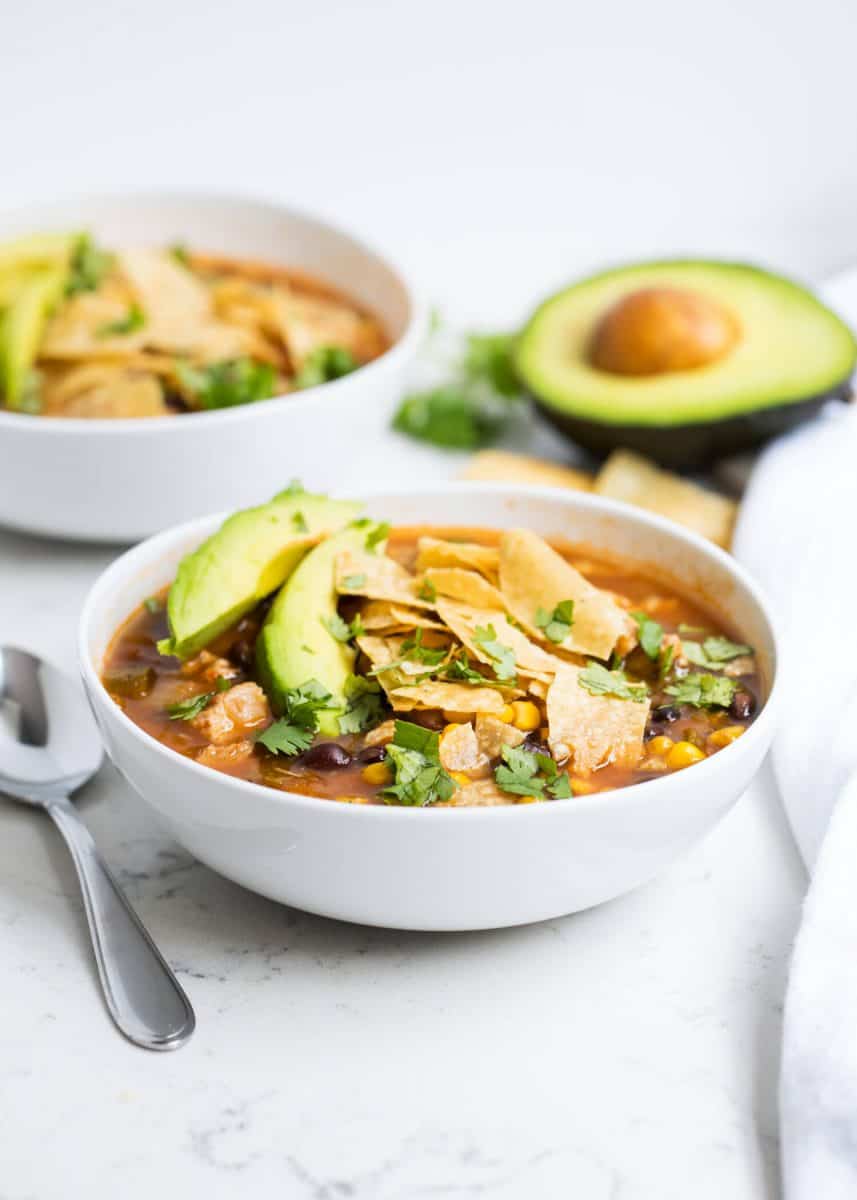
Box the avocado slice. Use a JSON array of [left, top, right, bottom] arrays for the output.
[[516, 260, 857, 468], [0, 231, 79, 274], [0, 265, 68, 410], [256, 522, 379, 734], [160, 489, 362, 660]]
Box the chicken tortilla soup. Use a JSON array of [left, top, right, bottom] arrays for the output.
[[102, 485, 761, 806]]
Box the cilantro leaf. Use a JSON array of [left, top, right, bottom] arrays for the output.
[[292, 511, 309, 533], [632, 611, 664, 660], [535, 599, 575, 644], [97, 303, 145, 338], [382, 746, 455, 806], [495, 744, 544, 796], [473, 624, 516, 681], [391, 384, 511, 450], [169, 242, 190, 266], [166, 691, 213, 720], [293, 346, 358, 389], [463, 332, 520, 396], [548, 773, 573, 799], [578, 662, 648, 702], [338, 675, 387, 734], [65, 234, 114, 297], [436, 654, 487, 685], [365, 521, 390, 553], [255, 720, 314, 756], [322, 612, 365, 643], [418, 578, 437, 603], [658, 641, 676, 681], [390, 720, 441, 760], [279, 678, 334, 729], [682, 637, 753, 669], [665, 673, 738, 708], [175, 358, 276, 410], [342, 573, 366, 589], [400, 628, 446, 665]]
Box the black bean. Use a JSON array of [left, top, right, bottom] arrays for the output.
[[301, 742, 352, 770], [522, 734, 551, 757], [653, 705, 681, 724], [356, 745, 387, 765], [644, 724, 663, 742], [229, 638, 256, 671], [729, 690, 755, 721], [408, 710, 446, 731]]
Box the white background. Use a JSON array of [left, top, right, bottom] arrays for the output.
[[0, 1, 848, 1196]]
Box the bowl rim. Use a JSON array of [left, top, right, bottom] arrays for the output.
[[79, 481, 781, 823], [0, 187, 427, 436]]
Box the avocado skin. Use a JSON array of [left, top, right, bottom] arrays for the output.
[[533, 385, 851, 470], [256, 523, 374, 735]]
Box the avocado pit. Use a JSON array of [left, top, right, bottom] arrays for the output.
[[588, 286, 740, 377]]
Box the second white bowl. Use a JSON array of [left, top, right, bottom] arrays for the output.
[[0, 192, 424, 543]]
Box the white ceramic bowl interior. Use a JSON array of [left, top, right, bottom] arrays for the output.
[[0, 192, 425, 543], [80, 484, 780, 931]]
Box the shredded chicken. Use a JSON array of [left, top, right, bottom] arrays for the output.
[[191, 682, 270, 745]]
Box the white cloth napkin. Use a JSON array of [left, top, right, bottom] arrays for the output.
[[733, 399, 857, 1199]]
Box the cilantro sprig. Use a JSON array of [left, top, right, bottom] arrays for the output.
[[338, 675, 387, 734], [97, 303, 145, 338], [494, 745, 573, 800], [166, 691, 215, 721], [632, 611, 664, 660], [535, 599, 574, 644], [255, 678, 334, 756], [293, 346, 358, 389], [323, 612, 366, 643], [381, 720, 455, 807], [473, 624, 516, 681], [176, 358, 276, 411], [578, 662, 648, 702], [665, 673, 738, 708], [683, 636, 753, 668]]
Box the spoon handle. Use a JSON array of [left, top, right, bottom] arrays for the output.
[[47, 796, 195, 1050]]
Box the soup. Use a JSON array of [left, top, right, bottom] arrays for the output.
[[0, 233, 388, 417], [102, 493, 761, 807]]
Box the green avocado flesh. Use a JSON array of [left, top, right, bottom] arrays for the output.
[[0, 265, 68, 409], [256, 523, 380, 735], [161, 491, 362, 660], [516, 261, 857, 466]]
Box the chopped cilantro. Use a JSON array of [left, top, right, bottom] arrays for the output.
[[338, 675, 387, 734], [97, 303, 145, 338], [473, 624, 516, 681], [175, 358, 276, 410], [418, 578, 438, 603], [382, 720, 454, 806], [365, 522, 390, 553], [65, 234, 114, 296], [494, 745, 573, 800], [578, 662, 648, 702], [278, 678, 334, 730], [391, 384, 511, 450], [400, 628, 446, 665], [143, 596, 162, 614], [166, 691, 213, 720], [279, 479, 305, 497], [16, 369, 42, 414], [436, 654, 487, 685], [342, 573, 367, 589], [292, 511, 309, 533], [678, 623, 706, 636], [463, 332, 520, 397], [666, 673, 738, 708], [632, 611, 664, 660], [658, 642, 675, 681], [169, 242, 190, 266], [255, 720, 314, 756], [322, 612, 365, 643], [683, 637, 753, 669], [535, 599, 575, 644], [214, 675, 232, 693], [293, 346, 358, 389]]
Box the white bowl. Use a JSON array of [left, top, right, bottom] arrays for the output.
[[0, 192, 424, 543], [79, 484, 780, 931]]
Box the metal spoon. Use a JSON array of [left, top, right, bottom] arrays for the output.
[[0, 646, 195, 1051]]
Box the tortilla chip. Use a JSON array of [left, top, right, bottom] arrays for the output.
[[594, 449, 737, 550], [546, 665, 649, 774], [40, 278, 145, 359], [269, 290, 384, 369], [474, 713, 526, 758], [437, 778, 512, 807], [462, 450, 594, 492], [423, 567, 505, 610], [354, 634, 410, 698], [389, 681, 507, 714], [439, 723, 490, 775], [498, 529, 628, 661], [336, 550, 434, 609], [43, 371, 167, 419], [526, 679, 550, 701], [434, 598, 565, 680], [415, 537, 499, 579]]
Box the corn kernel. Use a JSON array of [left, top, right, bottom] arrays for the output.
[[648, 735, 674, 757], [498, 704, 516, 724], [707, 724, 746, 749], [339, 795, 370, 804], [517, 794, 543, 804], [451, 771, 472, 787], [666, 740, 706, 770], [511, 700, 541, 731], [571, 777, 599, 795], [362, 761, 393, 787]]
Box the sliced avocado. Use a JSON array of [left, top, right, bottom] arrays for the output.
[[0, 265, 68, 410], [256, 522, 380, 735], [160, 490, 362, 660], [0, 231, 79, 274], [516, 260, 857, 467]]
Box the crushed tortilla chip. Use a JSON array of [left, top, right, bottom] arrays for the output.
[[594, 449, 737, 549], [434, 598, 566, 680], [389, 681, 506, 714], [461, 450, 594, 492], [336, 549, 433, 609], [41, 277, 145, 359], [423, 567, 505, 610], [498, 529, 628, 661], [546, 665, 649, 774], [415, 537, 500, 579], [474, 713, 526, 758], [53, 373, 167, 419], [439, 723, 490, 775], [437, 778, 512, 807]]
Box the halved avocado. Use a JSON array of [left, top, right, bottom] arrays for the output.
[[516, 261, 857, 468], [160, 489, 362, 660]]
